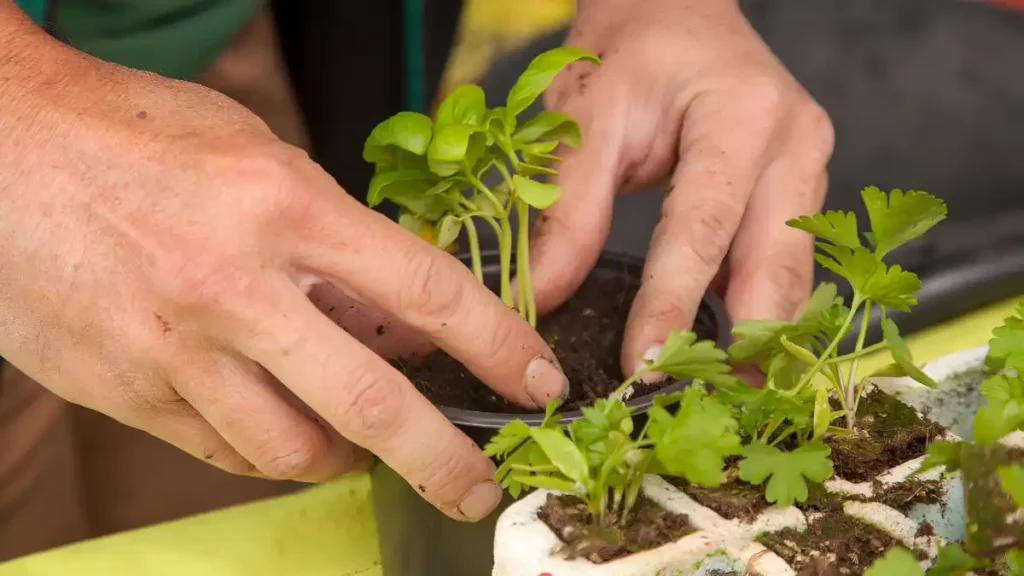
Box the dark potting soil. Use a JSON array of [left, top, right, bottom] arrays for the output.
[[875, 478, 945, 514], [758, 512, 918, 576], [826, 388, 946, 483], [537, 493, 695, 564], [669, 473, 770, 523], [396, 272, 718, 414]]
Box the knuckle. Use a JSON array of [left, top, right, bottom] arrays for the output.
[[253, 433, 329, 479], [738, 75, 788, 118], [417, 442, 477, 503], [398, 253, 463, 322], [795, 102, 836, 166], [666, 200, 739, 271], [334, 367, 406, 442]]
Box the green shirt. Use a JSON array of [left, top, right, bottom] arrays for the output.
[[15, 0, 259, 79]]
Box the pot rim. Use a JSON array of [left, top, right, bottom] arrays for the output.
[[437, 249, 732, 428]]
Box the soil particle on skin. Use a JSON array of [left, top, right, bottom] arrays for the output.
[[396, 273, 718, 414], [669, 475, 770, 523], [915, 521, 935, 538], [759, 512, 911, 576], [537, 493, 695, 564], [827, 388, 945, 483]]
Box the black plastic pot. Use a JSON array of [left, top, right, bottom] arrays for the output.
[[372, 250, 732, 576]]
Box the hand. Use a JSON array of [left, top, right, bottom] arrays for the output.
[[0, 11, 567, 521], [529, 0, 835, 376]]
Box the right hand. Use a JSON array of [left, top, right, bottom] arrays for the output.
[[0, 13, 567, 521]]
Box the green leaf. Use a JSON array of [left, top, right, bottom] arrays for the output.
[[861, 186, 947, 258], [517, 163, 559, 177], [927, 544, 977, 576], [513, 175, 561, 209], [649, 330, 732, 383], [997, 465, 1024, 507], [915, 441, 963, 476], [883, 317, 937, 388], [506, 47, 600, 118], [738, 441, 834, 507], [434, 215, 463, 250], [864, 547, 924, 576], [973, 399, 1024, 445], [815, 245, 920, 311], [529, 428, 589, 485], [728, 319, 791, 364], [508, 473, 584, 496], [483, 106, 513, 137], [513, 111, 581, 146], [1007, 549, 1024, 576], [434, 84, 487, 130], [363, 111, 434, 166], [542, 397, 564, 427], [986, 302, 1024, 372], [367, 169, 435, 206], [649, 387, 741, 486], [786, 210, 861, 248], [483, 419, 531, 458], [427, 124, 487, 177], [728, 283, 844, 365], [397, 211, 425, 235]]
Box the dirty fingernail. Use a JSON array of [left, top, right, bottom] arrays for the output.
[[637, 345, 667, 384], [458, 481, 502, 521], [525, 356, 570, 407]]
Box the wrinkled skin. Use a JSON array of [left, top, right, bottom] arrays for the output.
[[529, 0, 835, 379]]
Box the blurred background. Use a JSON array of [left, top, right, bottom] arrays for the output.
[[15, 0, 1024, 555]]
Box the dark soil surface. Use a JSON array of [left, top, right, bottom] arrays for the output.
[[759, 512, 915, 576], [537, 493, 695, 564], [827, 388, 945, 483], [669, 474, 770, 523], [875, 478, 945, 514], [396, 272, 718, 414]]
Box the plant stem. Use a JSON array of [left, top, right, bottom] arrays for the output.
[[466, 173, 514, 306], [463, 217, 484, 283], [784, 300, 862, 397], [826, 341, 888, 365], [516, 199, 537, 326], [611, 371, 645, 402], [845, 300, 873, 431]]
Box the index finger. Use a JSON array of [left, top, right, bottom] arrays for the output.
[[622, 98, 776, 375], [296, 185, 569, 410]]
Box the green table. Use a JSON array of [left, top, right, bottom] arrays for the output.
[[2, 297, 1019, 576]]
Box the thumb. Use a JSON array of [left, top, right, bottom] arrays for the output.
[[527, 115, 622, 316]]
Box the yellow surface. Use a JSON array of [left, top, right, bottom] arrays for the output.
[[1, 296, 1018, 576], [442, 0, 575, 91]]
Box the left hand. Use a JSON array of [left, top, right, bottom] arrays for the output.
[[529, 0, 835, 377]]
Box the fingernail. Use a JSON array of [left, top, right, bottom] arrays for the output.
[[458, 481, 502, 521], [637, 345, 667, 384], [525, 356, 570, 407]]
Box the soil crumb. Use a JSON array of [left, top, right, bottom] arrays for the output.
[[538, 493, 695, 564], [670, 476, 769, 523], [397, 272, 718, 414], [759, 512, 910, 576], [827, 388, 945, 483], [875, 478, 945, 513]]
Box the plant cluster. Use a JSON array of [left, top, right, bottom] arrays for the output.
[[866, 302, 1024, 575], [363, 47, 599, 326], [484, 186, 950, 524]]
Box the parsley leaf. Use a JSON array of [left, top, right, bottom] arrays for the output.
[[1008, 549, 1024, 576], [883, 316, 937, 388], [997, 464, 1024, 507], [529, 428, 589, 485], [915, 440, 963, 476], [482, 419, 531, 458], [861, 186, 947, 258], [787, 210, 861, 248], [728, 283, 843, 365], [864, 547, 924, 576], [815, 244, 920, 310], [647, 330, 732, 382], [986, 301, 1024, 372], [927, 544, 978, 576], [738, 441, 833, 507], [649, 386, 741, 486]]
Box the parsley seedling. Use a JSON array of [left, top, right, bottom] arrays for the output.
[[362, 47, 600, 326], [483, 330, 738, 526]]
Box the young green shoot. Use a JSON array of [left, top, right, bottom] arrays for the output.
[[362, 47, 600, 326], [483, 330, 738, 527]]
